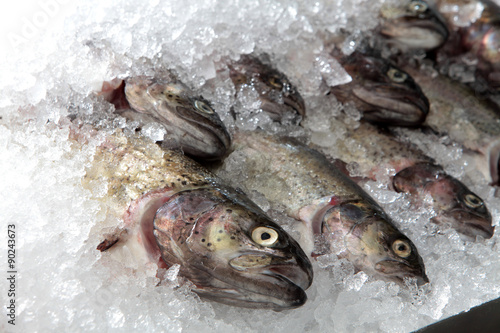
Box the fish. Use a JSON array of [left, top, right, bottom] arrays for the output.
[[226, 131, 428, 286], [378, 0, 449, 51], [87, 129, 313, 310], [321, 120, 494, 239], [435, 0, 500, 90], [100, 75, 231, 160], [402, 63, 500, 186], [328, 49, 430, 126], [227, 54, 306, 122]]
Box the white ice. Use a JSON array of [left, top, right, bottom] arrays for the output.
[[1, 0, 500, 332]]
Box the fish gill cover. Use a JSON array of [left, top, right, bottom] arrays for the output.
[[0, 0, 499, 332]]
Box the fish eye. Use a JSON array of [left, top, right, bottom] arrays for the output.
[[392, 239, 412, 258], [194, 100, 215, 114], [464, 193, 484, 208], [387, 68, 408, 83], [268, 76, 284, 89], [251, 226, 279, 247], [408, 1, 428, 14]]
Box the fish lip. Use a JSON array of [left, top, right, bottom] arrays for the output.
[[229, 252, 313, 291], [379, 16, 449, 50], [223, 253, 310, 309], [282, 94, 306, 117], [266, 263, 313, 290], [438, 209, 495, 239], [260, 94, 306, 121], [175, 106, 231, 159], [375, 259, 429, 286], [352, 85, 429, 125]]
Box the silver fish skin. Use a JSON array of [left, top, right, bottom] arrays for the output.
[[329, 49, 429, 127], [324, 121, 494, 239], [101, 75, 231, 160], [229, 131, 428, 286], [378, 0, 449, 51], [228, 54, 305, 123], [88, 130, 313, 310], [402, 63, 500, 185]]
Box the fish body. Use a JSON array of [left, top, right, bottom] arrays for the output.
[[402, 63, 500, 185], [329, 49, 429, 126], [228, 131, 428, 285], [227, 54, 305, 122], [322, 121, 494, 239], [87, 130, 313, 310], [378, 0, 449, 51], [101, 75, 231, 160]]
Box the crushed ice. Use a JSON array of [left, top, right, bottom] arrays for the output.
[[1, 0, 500, 332]]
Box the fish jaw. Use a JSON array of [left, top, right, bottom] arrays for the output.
[[123, 76, 231, 160], [350, 83, 429, 126], [301, 196, 428, 285], [379, 0, 449, 51], [229, 55, 306, 122], [153, 187, 313, 310], [393, 163, 494, 239], [331, 52, 429, 126]]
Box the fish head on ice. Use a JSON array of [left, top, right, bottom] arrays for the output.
[[330, 51, 429, 126], [393, 162, 494, 239], [153, 187, 313, 310], [101, 76, 231, 160], [228, 54, 305, 122], [379, 0, 449, 50], [124, 76, 231, 160], [309, 197, 428, 286]]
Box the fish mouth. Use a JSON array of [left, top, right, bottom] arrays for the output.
[[260, 94, 306, 122], [202, 253, 313, 309], [352, 85, 429, 126], [375, 259, 429, 286], [175, 106, 231, 160], [434, 211, 495, 239], [379, 17, 449, 50]]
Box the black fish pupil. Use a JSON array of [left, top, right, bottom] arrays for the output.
[[261, 232, 271, 240], [398, 244, 406, 252]]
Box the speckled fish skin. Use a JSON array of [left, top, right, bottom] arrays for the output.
[[228, 54, 306, 122], [378, 0, 449, 51], [87, 130, 313, 310], [329, 49, 429, 127], [328, 121, 494, 239], [101, 75, 231, 160], [402, 64, 500, 185], [230, 131, 428, 286]]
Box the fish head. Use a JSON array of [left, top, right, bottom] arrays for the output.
[[379, 0, 449, 50], [319, 199, 428, 285], [124, 76, 231, 160], [393, 163, 494, 239], [153, 187, 313, 309], [228, 55, 305, 122], [330, 52, 429, 126]]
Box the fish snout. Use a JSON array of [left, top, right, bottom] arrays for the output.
[[433, 211, 495, 240], [353, 84, 429, 126], [375, 259, 429, 286], [229, 252, 313, 292]]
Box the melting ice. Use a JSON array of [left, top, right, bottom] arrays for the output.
[[1, 0, 499, 332]]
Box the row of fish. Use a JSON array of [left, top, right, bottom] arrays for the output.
[[84, 0, 499, 310]]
